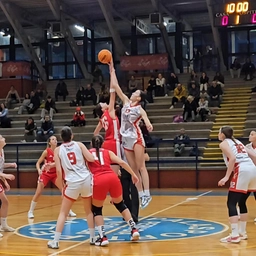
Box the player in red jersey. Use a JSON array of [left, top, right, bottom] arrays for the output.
[[87, 135, 140, 246], [27, 136, 76, 219]]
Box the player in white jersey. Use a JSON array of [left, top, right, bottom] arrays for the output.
[[109, 61, 153, 209], [218, 126, 256, 243], [47, 127, 95, 249], [0, 134, 17, 237]]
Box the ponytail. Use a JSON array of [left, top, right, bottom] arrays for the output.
[[91, 135, 104, 164]]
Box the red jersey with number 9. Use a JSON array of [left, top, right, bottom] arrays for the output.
[[87, 148, 113, 177]]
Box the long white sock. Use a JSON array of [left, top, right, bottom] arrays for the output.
[[53, 231, 61, 242], [231, 223, 239, 237], [89, 228, 95, 240], [1, 218, 7, 228], [127, 218, 136, 230], [239, 221, 247, 235], [144, 190, 150, 196], [97, 225, 105, 238], [138, 191, 145, 198], [29, 201, 37, 212]]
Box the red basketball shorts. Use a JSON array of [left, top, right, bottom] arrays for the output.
[[38, 171, 57, 187]]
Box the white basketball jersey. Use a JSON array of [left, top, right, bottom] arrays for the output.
[[120, 102, 142, 139], [223, 139, 253, 167], [0, 149, 4, 173], [59, 141, 90, 182]]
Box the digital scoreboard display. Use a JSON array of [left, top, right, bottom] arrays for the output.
[[214, 1, 256, 27]]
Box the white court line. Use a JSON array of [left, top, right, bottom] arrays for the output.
[[48, 190, 212, 256]]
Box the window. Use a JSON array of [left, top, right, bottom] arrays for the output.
[[48, 41, 65, 63]]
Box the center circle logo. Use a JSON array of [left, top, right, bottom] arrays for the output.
[[17, 217, 228, 242]]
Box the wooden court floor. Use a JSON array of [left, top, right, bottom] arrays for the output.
[[1, 189, 256, 256]]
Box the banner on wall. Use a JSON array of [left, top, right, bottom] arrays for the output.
[[1, 61, 31, 77], [120, 53, 169, 71]]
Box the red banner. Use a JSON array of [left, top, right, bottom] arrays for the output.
[[120, 53, 168, 71], [2, 61, 31, 77]]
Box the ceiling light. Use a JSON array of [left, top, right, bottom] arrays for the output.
[[75, 25, 85, 32]]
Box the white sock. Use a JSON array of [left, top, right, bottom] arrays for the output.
[[89, 228, 95, 240], [138, 191, 145, 198], [97, 225, 105, 238], [231, 223, 239, 237], [144, 190, 150, 197], [239, 221, 247, 235], [127, 218, 136, 230], [53, 231, 61, 242], [29, 201, 37, 212], [1, 218, 7, 228]]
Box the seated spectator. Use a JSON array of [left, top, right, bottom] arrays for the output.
[[242, 58, 255, 81], [170, 84, 187, 109], [183, 96, 197, 122], [21, 117, 37, 143], [188, 82, 200, 103], [84, 83, 97, 105], [0, 103, 11, 128], [55, 79, 69, 101], [27, 91, 40, 114], [18, 93, 30, 115], [207, 80, 223, 107], [173, 128, 190, 157], [36, 115, 54, 142], [230, 58, 241, 78], [187, 70, 199, 90], [35, 79, 48, 102], [5, 86, 21, 109], [155, 73, 166, 97], [128, 76, 138, 96], [197, 97, 209, 122], [98, 84, 110, 103], [167, 72, 179, 91], [213, 72, 225, 87], [76, 86, 85, 106], [92, 65, 103, 83], [199, 72, 209, 93], [40, 96, 57, 121], [71, 107, 86, 127], [146, 75, 156, 103]]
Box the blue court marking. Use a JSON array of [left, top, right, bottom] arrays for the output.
[[16, 217, 228, 242]]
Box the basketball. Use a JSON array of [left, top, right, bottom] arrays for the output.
[[98, 49, 112, 64]]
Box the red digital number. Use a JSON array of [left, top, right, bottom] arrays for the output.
[[236, 144, 246, 154], [67, 152, 77, 165]]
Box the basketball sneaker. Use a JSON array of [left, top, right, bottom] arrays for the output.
[[220, 235, 241, 243], [140, 196, 152, 209], [28, 211, 34, 219], [95, 235, 109, 246], [0, 226, 15, 232], [47, 240, 59, 249], [130, 228, 140, 241], [68, 210, 76, 217], [240, 233, 248, 240], [0, 233, 3, 238], [254, 217, 256, 222]]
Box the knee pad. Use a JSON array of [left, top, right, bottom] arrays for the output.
[[227, 199, 238, 217], [92, 205, 103, 217], [114, 201, 127, 213]]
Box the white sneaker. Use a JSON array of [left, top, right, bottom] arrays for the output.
[[169, 105, 174, 109], [47, 240, 59, 249], [254, 217, 256, 222], [0, 233, 3, 238], [0, 226, 15, 232], [140, 196, 152, 209], [33, 140, 37, 143], [165, 94, 168, 97], [240, 233, 248, 240], [28, 211, 34, 219], [21, 140, 26, 143], [68, 209, 76, 217], [220, 234, 241, 243]]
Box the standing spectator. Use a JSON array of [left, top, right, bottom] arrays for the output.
[[35, 79, 48, 102], [208, 80, 223, 107], [187, 70, 199, 90], [192, 48, 201, 72], [188, 82, 200, 103], [0, 103, 11, 128], [76, 86, 85, 106], [92, 65, 103, 83], [40, 96, 57, 121], [71, 107, 86, 127], [155, 73, 166, 97], [84, 83, 97, 105], [173, 128, 190, 156], [214, 72, 225, 87], [27, 91, 40, 114], [21, 117, 37, 143], [199, 72, 209, 93], [167, 73, 179, 91], [230, 58, 241, 78], [242, 58, 256, 81], [128, 76, 138, 96], [197, 97, 209, 122], [36, 115, 54, 142], [55, 80, 69, 101], [18, 93, 30, 115], [5, 86, 21, 109], [183, 96, 197, 122], [98, 84, 110, 103], [170, 84, 187, 109], [146, 75, 156, 103]]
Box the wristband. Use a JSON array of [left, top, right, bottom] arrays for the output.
[[110, 88, 115, 93]]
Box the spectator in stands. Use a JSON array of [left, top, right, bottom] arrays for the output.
[[5, 86, 21, 109], [213, 72, 225, 87], [76, 86, 85, 106], [173, 128, 190, 156], [146, 75, 156, 103], [207, 80, 223, 107], [183, 95, 197, 122], [128, 75, 138, 96], [230, 58, 241, 78], [199, 72, 209, 93], [170, 83, 187, 109], [0, 103, 11, 128], [36, 115, 54, 142], [84, 83, 97, 105], [192, 47, 201, 72], [242, 57, 255, 81], [155, 73, 166, 97], [167, 72, 179, 91], [35, 79, 47, 102], [18, 93, 30, 115], [21, 117, 37, 143], [40, 96, 57, 121], [98, 84, 110, 103], [188, 82, 200, 103], [71, 107, 86, 127], [197, 96, 209, 122], [187, 70, 199, 90], [92, 65, 103, 83], [55, 80, 69, 101], [27, 91, 40, 114]]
